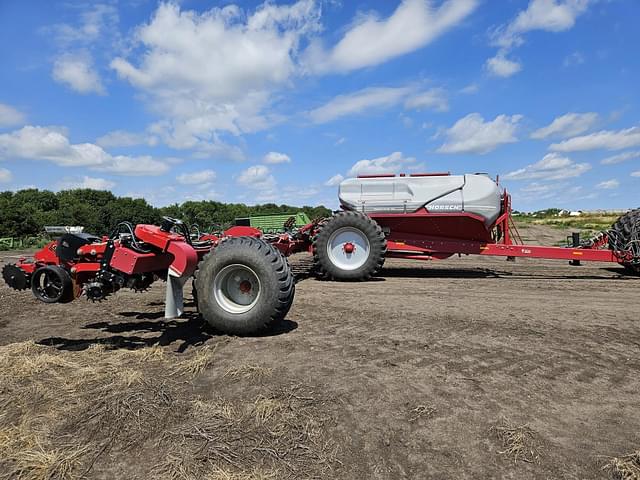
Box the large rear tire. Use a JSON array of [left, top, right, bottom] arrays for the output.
[[313, 211, 386, 281], [609, 209, 640, 275], [195, 236, 294, 335]]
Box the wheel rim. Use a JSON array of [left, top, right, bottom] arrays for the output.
[[33, 269, 64, 301], [213, 264, 261, 314], [326, 227, 370, 271]]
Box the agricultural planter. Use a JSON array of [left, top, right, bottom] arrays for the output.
[[3, 173, 638, 336], [2, 217, 294, 335], [310, 173, 640, 280]]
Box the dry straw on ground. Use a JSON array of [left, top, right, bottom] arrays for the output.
[[602, 450, 640, 480], [0, 340, 338, 480], [490, 417, 542, 464]]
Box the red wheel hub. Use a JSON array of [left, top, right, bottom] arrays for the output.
[[343, 242, 355, 254], [239, 280, 252, 293]]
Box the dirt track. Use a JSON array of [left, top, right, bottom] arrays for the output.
[[1, 225, 639, 479]]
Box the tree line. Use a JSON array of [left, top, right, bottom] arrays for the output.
[[0, 188, 332, 238]]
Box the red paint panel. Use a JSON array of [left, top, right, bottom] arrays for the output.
[[110, 247, 174, 275], [223, 226, 262, 238], [372, 211, 494, 243]]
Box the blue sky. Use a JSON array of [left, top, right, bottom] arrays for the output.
[[0, 0, 639, 210]]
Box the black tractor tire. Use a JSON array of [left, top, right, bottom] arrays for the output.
[[609, 208, 640, 275], [195, 236, 294, 335], [313, 211, 386, 281], [31, 265, 74, 303]]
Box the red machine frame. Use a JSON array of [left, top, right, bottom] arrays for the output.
[[378, 190, 624, 264]]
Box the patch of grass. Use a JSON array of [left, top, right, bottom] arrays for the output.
[[490, 417, 542, 464], [7, 443, 90, 480], [409, 405, 436, 422], [0, 341, 340, 479], [172, 345, 217, 377], [602, 450, 640, 479]]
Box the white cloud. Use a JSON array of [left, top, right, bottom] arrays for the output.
[[503, 153, 591, 180], [531, 112, 598, 139], [111, 1, 320, 151], [0, 125, 169, 176], [52, 53, 105, 95], [0, 168, 12, 183], [550, 127, 640, 152], [632, 171, 640, 178], [58, 175, 116, 191], [601, 151, 640, 165], [46, 4, 119, 46], [263, 151, 291, 164], [309, 87, 412, 124], [596, 179, 619, 190], [96, 130, 157, 148], [563, 51, 585, 67], [325, 174, 344, 186], [404, 88, 448, 112], [460, 83, 479, 95], [347, 151, 421, 176], [492, 0, 591, 50], [437, 113, 522, 154], [0, 103, 26, 128], [488, 0, 592, 77], [485, 53, 522, 77], [309, 85, 449, 124], [305, 0, 478, 73], [177, 170, 216, 185], [236, 165, 276, 190]]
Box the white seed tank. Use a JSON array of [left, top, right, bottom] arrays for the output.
[[339, 173, 503, 225]]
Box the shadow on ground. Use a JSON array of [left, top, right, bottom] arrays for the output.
[[38, 312, 298, 353], [379, 266, 635, 281]]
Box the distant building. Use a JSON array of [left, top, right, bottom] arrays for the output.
[[569, 211, 583, 217]]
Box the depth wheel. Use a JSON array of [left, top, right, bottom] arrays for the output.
[[313, 211, 386, 281], [195, 237, 294, 335], [31, 266, 74, 303]]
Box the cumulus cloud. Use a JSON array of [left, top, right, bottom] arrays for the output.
[[0, 103, 26, 128], [176, 170, 216, 185], [0, 125, 169, 176], [325, 174, 344, 186], [46, 3, 119, 46], [58, 175, 116, 191], [0, 167, 12, 183], [601, 151, 640, 165], [347, 151, 420, 177], [263, 151, 291, 164], [52, 53, 105, 95], [487, 0, 592, 77], [550, 127, 640, 152], [236, 165, 276, 190], [503, 152, 591, 180], [111, 1, 320, 151], [491, 0, 591, 50], [437, 113, 522, 154], [96, 130, 157, 148], [485, 53, 522, 77], [531, 112, 598, 139], [596, 179, 619, 190], [304, 0, 477, 73]]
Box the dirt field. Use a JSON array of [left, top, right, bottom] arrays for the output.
[[1, 224, 639, 479]]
